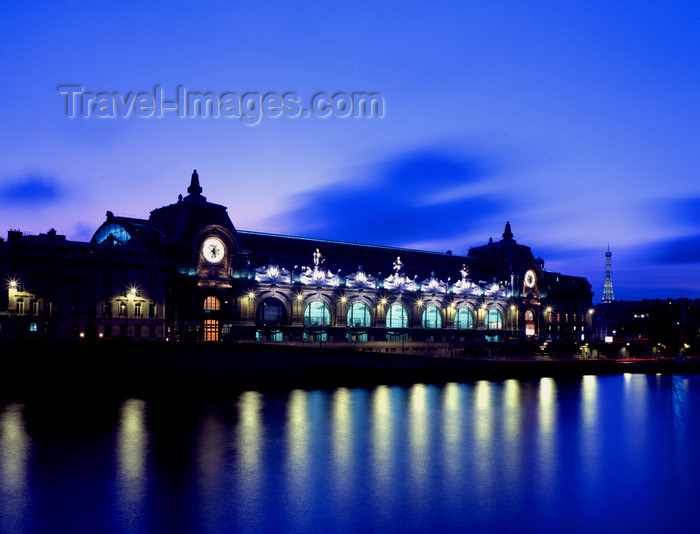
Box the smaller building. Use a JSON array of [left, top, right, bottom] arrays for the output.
[[0, 226, 166, 340], [592, 299, 700, 356]]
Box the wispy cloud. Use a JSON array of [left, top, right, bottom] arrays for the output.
[[0, 174, 63, 206], [268, 147, 512, 247], [649, 235, 700, 264]]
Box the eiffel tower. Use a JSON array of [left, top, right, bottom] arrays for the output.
[[602, 244, 614, 303]]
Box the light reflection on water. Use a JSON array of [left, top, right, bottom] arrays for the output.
[[0, 403, 30, 534], [6, 374, 700, 532], [115, 398, 147, 534]]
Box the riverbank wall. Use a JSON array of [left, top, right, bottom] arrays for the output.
[[0, 339, 696, 399]]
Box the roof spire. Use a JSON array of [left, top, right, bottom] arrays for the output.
[[188, 169, 203, 196], [502, 221, 513, 240]]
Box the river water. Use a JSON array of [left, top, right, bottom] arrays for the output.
[[2, 373, 700, 533]]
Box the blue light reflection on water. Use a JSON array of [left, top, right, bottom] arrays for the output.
[[3, 374, 700, 533]]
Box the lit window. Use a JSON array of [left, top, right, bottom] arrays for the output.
[[422, 306, 443, 328], [347, 302, 371, 328], [486, 308, 503, 329], [455, 308, 474, 329], [386, 303, 408, 328], [204, 319, 219, 341], [29, 322, 37, 332], [304, 300, 331, 327], [203, 296, 220, 311]]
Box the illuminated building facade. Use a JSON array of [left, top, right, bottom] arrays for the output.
[[0, 171, 593, 343]]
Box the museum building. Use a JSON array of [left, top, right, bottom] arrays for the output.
[[0, 171, 593, 343]]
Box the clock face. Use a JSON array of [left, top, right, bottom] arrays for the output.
[[524, 269, 536, 288], [202, 236, 225, 264]]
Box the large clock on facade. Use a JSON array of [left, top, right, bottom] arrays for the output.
[[524, 269, 537, 288], [202, 236, 226, 264]]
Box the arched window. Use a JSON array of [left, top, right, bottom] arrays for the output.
[[486, 308, 503, 329], [304, 300, 331, 327], [203, 296, 220, 311], [347, 302, 371, 328], [455, 308, 474, 329], [93, 223, 131, 245], [386, 303, 408, 328], [256, 298, 287, 326], [421, 305, 442, 328]]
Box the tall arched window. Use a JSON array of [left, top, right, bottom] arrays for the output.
[[486, 308, 503, 329], [421, 305, 443, 328], [203, 296, 220, 311], [304, 300, 331, 327], [386, 303, 408, 328], [93, 223, 131, 245], [455, 308, 474, 329], [347, 302, 371, 328], [256, 298, 287, 326]]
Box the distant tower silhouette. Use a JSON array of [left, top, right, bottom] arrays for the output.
[[602, 244, 614, 303]]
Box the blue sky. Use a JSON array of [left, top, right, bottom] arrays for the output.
[[2, 1, 700, 302]]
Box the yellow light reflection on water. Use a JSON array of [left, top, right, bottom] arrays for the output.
[[331, 388, 352, 472], [408, 383, 431, 514], [537, 377, 557, 493], [502, 379, 522, 487], [0, 403, 30, 534], [503, 379, 521, 441], [538, 377, 556, 435], [579, 375, 600, 483], [371, 385, 394, 502], [442, 382, 460, 445], [474, 380, 493, 443], [116, 398, 147, 530], [331, 387, 354, 509], [233, 390, 264, 524], [237, 391, 263, 474], [581, 375, 598, 429], [409, 384, 429, 463], [286, 389, 310, 497], [441, 382, 463, 494], [472, 380, 494, 494], [117, 398, 147, 482]]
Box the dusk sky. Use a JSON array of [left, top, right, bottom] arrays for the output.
[[2, 1, 700, 302]]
